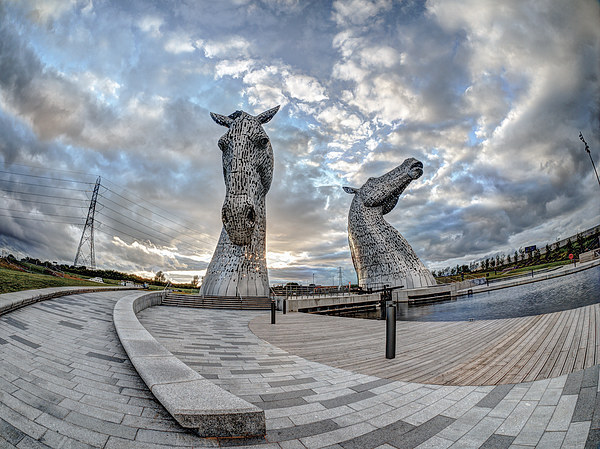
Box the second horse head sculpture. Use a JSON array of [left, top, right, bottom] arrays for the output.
[[344, 157, 436, 290]]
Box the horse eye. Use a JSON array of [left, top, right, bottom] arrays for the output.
[[258, 137, 269, 147]]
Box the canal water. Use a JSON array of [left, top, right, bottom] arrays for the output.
[[370, 265, 599, 322]]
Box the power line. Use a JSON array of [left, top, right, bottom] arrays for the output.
[[100, 179, 216, 242], [0, 163, 216, 246], [99, 185, 216, 244], [0, 187, 88, 201], [0, 212, 83, 225], [96, 210, 176, 247], [0, 206, 83, 219], [0, 195, 87, 208], [96, 195, 214, 247], [0, 170, 94, 185], [0, 178, 93, 192]]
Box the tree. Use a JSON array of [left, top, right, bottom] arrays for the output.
[[545, 244, 551, 260], [566, 238, 573, 254], [514, 251, 518, 263], [507, 254, 512, 264], [154, 271, 166, 283], [192, 275, 199, 287], [577, 233, 585, 251]]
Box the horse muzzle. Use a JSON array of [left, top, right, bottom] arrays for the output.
[[221, 201, 256, 246]]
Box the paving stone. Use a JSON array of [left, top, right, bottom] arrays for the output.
[[563, 370, 584, 396], [300, 422, 377, 449], [392, 415, 455, 449], [511, 404, 554, 446], [0, 416, 26, 445], [476, 384, 514, 409], [0, 402, 46, 440], [536, 430, 565, 448], [495, 400, 537, 436], [539, 387, 563, 406], [64, 409, 138, 440], [259, 388, 316, 403], [562, 421, 590, 449], [349, 379, 393, 393], [39, 429, 97, 449], [134, 428, 214, 446], [582, 365, 599, 389], [15, 435, 54, 449], [414, 435, 454, 449], [451, 416, 503, 448], [267, 419, 339, 442], [478, 433, 515, 449], [585, 428, 600, 449], [546, 395, 578, 432], [572, 386, 597, 422]]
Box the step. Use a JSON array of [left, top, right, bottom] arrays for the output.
[[162, 294, 271, 310]]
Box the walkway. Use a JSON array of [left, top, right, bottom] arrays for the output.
[[140, 306, 600, 448], [249, 304, 600, 385], [0, 290, 598, 448]]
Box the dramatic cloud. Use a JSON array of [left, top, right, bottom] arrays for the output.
[[0, 0, 598, 285]]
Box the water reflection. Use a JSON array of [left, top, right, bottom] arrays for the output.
[[363, 265, 600, 322]]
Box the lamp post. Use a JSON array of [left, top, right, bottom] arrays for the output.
[[579, 132, 600, 189]]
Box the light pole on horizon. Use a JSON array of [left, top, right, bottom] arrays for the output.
[[579, 132, 600, 189]]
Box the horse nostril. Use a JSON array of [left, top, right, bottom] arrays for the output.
[[247, 207, 255, 223]]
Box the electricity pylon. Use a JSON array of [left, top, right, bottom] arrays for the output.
[[74, 177, 100, 269]]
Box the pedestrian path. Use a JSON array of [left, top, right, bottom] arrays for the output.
[[0, 290, 598, 448], [140, 306, 600, 448], [249, 304, 600, 385]]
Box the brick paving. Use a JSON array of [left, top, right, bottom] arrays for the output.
[[139, 306, 600, 449], [0, 290, 598, 448]]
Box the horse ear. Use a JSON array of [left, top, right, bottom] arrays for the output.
[[210, 112, 233, 128], [256, 105, 280, 124], [343, 186, 358, 194]]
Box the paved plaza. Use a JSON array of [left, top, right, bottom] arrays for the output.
[[0, 290, 598, 448]]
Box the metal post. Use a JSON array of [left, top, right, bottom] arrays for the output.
[[283, 299, 287, 314], [271, 301, 276, 324], [386, 305, 396, 359]]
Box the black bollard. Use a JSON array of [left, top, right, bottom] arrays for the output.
[[271, 301, 276, 324], [386, 305, 396, 359], [283, 299, 287, 315]]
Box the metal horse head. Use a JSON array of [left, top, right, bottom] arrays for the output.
[[210, 106, 279, 246], [343, 158, 423, 214]]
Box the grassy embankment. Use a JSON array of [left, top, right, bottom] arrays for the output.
[[0, 266, 111, 294]]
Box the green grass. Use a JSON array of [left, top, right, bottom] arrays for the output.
[[436, 259, 573, 284], [0, 267, 106, 294]]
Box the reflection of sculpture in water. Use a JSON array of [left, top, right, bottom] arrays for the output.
[[344, 158, 436, 290], [200, 106, 280, 297]]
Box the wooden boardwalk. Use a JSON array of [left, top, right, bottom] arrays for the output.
[[250, 303, 600, 386]]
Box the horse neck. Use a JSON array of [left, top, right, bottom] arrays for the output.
[[348, 197, 392, 234]]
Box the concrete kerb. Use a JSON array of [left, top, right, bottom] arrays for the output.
[[112, 290, 266, 438]]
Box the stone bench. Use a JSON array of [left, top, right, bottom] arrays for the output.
[[112, 291, 266, 438]]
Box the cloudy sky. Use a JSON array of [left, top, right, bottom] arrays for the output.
[[0, 0, 598, 285]]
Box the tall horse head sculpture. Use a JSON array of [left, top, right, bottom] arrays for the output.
[[200, 106, 280, 298], [344, 157, 436, 290]]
